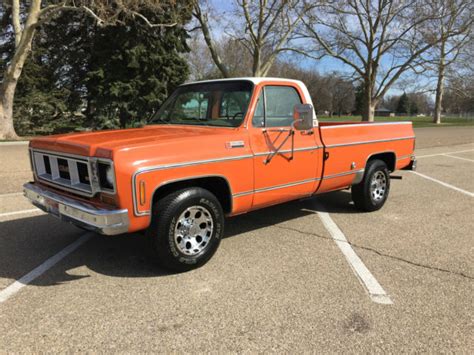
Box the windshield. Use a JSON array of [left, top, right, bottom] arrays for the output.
[[150, 81, 253, 127]]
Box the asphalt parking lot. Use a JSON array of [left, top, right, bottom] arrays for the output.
[[0, 126, 473, 352]]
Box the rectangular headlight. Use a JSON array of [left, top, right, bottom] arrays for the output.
[[97, 162, 115, 192]]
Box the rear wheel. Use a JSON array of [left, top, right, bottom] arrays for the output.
[[146, 187, 224, 272], [352, 159, 390, 212]]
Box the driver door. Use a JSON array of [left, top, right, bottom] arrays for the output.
[[249, 84, 321, 209]]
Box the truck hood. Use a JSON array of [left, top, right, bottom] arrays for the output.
[[29, 125, 236, 158]]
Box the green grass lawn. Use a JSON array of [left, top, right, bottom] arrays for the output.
[[318, 115, 474, 128], [1, 115, 473, 142]]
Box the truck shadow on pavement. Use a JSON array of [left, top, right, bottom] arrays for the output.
[[0, 191, 357, 287]]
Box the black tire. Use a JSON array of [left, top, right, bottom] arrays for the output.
[[352, 159, 390, 212], [146, 187, 224, 272]]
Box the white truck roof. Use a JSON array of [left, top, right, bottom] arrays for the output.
[[187, 77, 305, 86]]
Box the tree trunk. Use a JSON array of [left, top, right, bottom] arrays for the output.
[[433, 52, 446, 124], [361, 82, 376, 122], [192, 3, 230, 78], [0, 82, 20, 140], [362, 103, 376, 122], [252, 48, 261, 77], [0, 0, 41, 140], [433, 76, 444, 124]]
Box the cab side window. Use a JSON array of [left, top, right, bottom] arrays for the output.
[[252, 86, 302, 127]]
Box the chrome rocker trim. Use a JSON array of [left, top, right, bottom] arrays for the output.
[[23, 182, 129, 236]]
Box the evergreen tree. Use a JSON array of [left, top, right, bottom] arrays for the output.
[[2, 1, 192, 135], [11, 14, 89, 135], [409, 100, 419, 115], [86, 3, 191, 128], [354, 83, 364, 115], [396, 93, 410, 115]]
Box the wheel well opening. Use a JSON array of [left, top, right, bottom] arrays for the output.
[[368, 152, 396, 172], [152, 177, 232, 214]]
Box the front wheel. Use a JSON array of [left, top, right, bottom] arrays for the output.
[[352, 159, 390, 212], [146, 187, 224, 272]]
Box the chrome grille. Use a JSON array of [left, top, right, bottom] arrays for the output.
[[32, 150, 96, 196]]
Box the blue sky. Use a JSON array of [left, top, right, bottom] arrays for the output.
[[207, 0, 355, 74], [205, 0, 430, 97]]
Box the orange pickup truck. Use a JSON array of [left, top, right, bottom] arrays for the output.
[[24, 78, 416, 271]]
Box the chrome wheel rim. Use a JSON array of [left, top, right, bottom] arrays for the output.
[[174, 206, 214, 256], [370, 171, 387, 202]]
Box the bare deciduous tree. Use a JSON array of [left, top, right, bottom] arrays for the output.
[[332, 76, 356, 116], [423, 0, 472, 124], [268, 61, 356, 115], [443, 38, 474, 116], [186, 35, 255, 79], [192, 0, 305, 78], [301, 0, 471, 121], [0, 0, 179, 140], [191, 0, 231, 77], [185, 35, 217, 80]]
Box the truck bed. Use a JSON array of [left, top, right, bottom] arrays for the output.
[[317, 121, 415, 193]]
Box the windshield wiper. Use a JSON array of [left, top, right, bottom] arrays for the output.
[[149, 116, 171, 125], [180, 117, 209, 122], [150, 117, 211, 126]]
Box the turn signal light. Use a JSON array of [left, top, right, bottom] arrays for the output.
[[139, 181, 146, 206]]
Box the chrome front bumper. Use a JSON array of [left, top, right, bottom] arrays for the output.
[[23, 182, 129, 235]]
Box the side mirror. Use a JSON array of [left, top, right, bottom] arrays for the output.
[[293, 103, 314, 130]]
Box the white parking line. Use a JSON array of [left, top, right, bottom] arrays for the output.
[[0, 141, 29, 146], [0, 209, 42, 218], [411, 171, 474, 197], [417, 148, 474, 159], [0, 192, 23, 198], [443, 154, 474, 163], [316, 206, 393, 305], [0, 233, 93, 304]]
